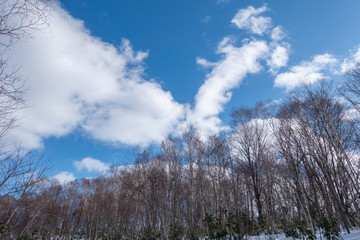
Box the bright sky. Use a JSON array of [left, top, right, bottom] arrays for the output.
[[6, 0, 360, 182]]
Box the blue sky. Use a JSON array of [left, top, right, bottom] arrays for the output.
[[6, 0, 360, 182]]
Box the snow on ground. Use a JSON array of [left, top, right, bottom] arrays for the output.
[[246, 228, 360, 240]]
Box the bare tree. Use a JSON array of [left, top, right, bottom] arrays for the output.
[[230, 104, 273, 224], [341, 63, 360, 113], [0, 2, 50, 238], [0, 150, 49, 239], [0, 0, 49, 139], [340, 63, 360, 149], [274, 82, 359, 237]]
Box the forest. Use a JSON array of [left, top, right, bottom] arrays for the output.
[[1, 0, 360, 239], [1, 78, 360, 239]]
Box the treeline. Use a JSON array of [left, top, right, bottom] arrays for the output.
[[1, 1, 358, 239], [1, 76, 360, 239]]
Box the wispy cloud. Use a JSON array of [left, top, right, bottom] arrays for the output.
[[196, 57, 217, 68], [231, 5, 271, 35], [202, 16, 211, 24], [274, 54, 337, 91], [216, 0, 231, 5], [189, 37, 269, 135]]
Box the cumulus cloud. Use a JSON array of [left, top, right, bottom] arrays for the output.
[[274, 54, 337, 91], [271, 26, 286, 42], [53, 171, 76, 184], [267, 43, 290, 74], [6, 2, 185, 148], [231, 6, 290, 76], [189, 5, 291, 136], [341, 47, 360, 73], [189, 38, 269, 135], [74, 157, 110, 174], [343, 106, 360, 121], [4, 2, 293, 149], [231, 5, 271, 35]]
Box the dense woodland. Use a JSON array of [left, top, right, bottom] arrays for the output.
[[1, 1, 360, 239]]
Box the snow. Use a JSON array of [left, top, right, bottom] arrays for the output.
[[245, 228, 360, 239]]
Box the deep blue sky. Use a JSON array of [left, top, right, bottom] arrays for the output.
[[57, 0, 360, 105], [7, 0, 360, 181]]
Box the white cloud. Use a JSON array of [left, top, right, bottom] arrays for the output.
[[5, 2, 185, 148], [53, 171, 76, 184], [343, 106, 360, 121], [341, 46, 360, 73], [189, 38, 269, 135], [74, 157, 110, 174], [274, 53, 337, 91], [3, 2, 294, 148], [271, 26, 286, 42], [196, 57, 217, 68], [267, 43, 290, 74], [231, 5, 271, 35], [230, 117, 279, 158], [5, 2, 277, 148], [231, 9, 290, 75], [189, 6, 291, 136]]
